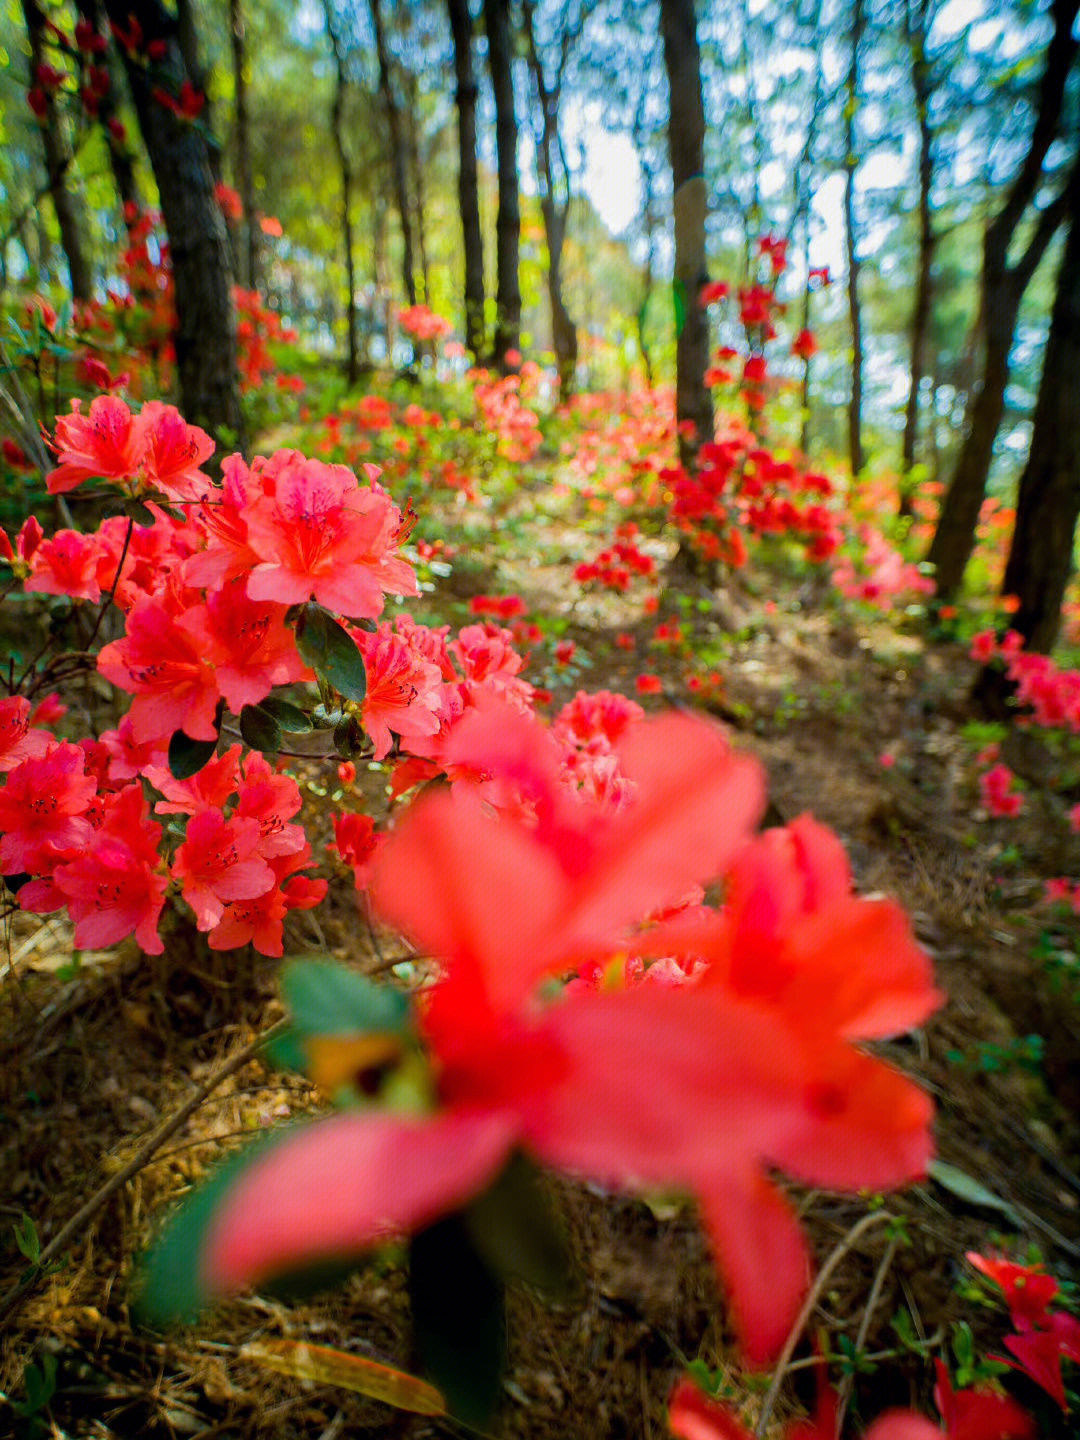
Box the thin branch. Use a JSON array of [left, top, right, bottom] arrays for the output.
[[0, 1018, 286, 1324], [754, 1210, 892, 1437]]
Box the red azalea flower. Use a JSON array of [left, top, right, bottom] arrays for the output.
[[0, 696, 52, 772], [170, 704, 939, 1364], [97, 595, 221, 743], [53, 785, 166, 953], [48, 395, 143, 494], [171, 809, 275, 931], [0, 743, 96, 873]]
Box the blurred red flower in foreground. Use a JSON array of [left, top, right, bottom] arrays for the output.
[[147, 702, 941, 1363]]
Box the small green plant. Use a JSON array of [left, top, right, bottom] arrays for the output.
[[945, 1033, 1045, 1076], [949, 1321, 1011, 1388]]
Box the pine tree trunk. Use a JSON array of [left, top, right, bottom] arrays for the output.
[[321, 0, 358, 385], [229, 0, 259, 291], [999, 170, 1080, 653], [103, 0, 244, 446], [446, 0, 485, 361], [74, 0, 143, 224], [369, 0, 417, 310], [22, 0, 93, 302], [483, 0, 522, 369], [660, 0, 713, 467], [927, 0, 1078, 596], [843, 0, 865, 479], [522, 0, 578, 398], [900, 0, 934, 511]]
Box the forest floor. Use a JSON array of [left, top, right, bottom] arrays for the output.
[[1, 410, 1079, 1440]]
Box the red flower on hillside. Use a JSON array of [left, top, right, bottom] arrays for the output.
[[48, 395, 142, 494], [97, 595, 221, 743], [0, 743, 96, 874], [171, 809, 275, 931]]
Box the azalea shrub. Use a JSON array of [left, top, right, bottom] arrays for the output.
[[0, 375, 1061, 1437]]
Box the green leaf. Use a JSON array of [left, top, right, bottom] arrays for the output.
[[294, 604, 367, 702], [239, 703, 283, 755], [134, 1126, 301, 1326], [256, 696, 313, 733], [13, 1213, 39, 1263], [167, 702, 223, 780], [927, 1161, 1024, 1226], [672, 278, 687, 337], [464, 1153, 571, 1301], [266, 959, 414, 1092], [409, 1214, 505, 1428], [281, 959, 411, 1041]]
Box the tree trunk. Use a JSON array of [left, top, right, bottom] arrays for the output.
[[483, 0, 522, 369], [843, 0, 865, 479], [369, 0, 417, 309], [229, 0, 259, 291], [404, 70, 431, 308], [321, 0, 358, 385], [74, 0, 143, 225], [927, 0, 1078, 597], [998, 167, 1080, 653], [899, 0, 935, 511], [22, 0, 93, 302], [446, 0, 485, 361], [103, 0, 244, 447], [659, 0, 713, 467], [521, 0, 579, 398]]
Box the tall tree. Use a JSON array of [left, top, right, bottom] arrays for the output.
[[229, 0, 259, 290], [73, 0, 143, 225], [927, 0, 1079, 598], [659, 0, 712, 465], [21, 0, 93, 302], [997, 158, 1080, 654], [322, 0, 360, 384], [446, 0, 485, 360], [483, 0, 522, 368], [369, 0, 418, 308], [899, 0, 935, 507], [843, 0, 866, 478], [521, 0, 582, 397], [103, 0, 244, 444]]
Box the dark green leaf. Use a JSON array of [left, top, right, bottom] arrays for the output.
[[294, 604, 367, 702], [333, 713, 365, 759], [240, 703, 283, 755], [409, 1215, 505, 1428], [257, 696, 313, 733], [167, 729, 219, 780], [464, 1153, 571, 1300], [673, 278, 687, 338], [3, 872, 32, 895]]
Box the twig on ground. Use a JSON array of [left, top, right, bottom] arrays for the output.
[[754, 1210, 891, 1438], [0, 1017, 285, 1323], [834, 1232, 899, 1434]]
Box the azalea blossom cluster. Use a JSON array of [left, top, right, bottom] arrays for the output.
[[967, 1252, 1080, 1412], [0, 398, 426, 954], [665, 435, 840, 569], [398, 304, 453, 342], [832, 524, 936, 609], [575, 525, 659, 592], [970, 630, 1080, 732], [143, 698, 943, 1390]]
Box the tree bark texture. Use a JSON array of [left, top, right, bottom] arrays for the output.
[[521, 0, 579, 398], [103, 0, 244, 447], [900, 0, 935, 505], [484, 0, 522, 369], [660, 0, 713, 467], [843, 0, 865, 479], [998, 165, 1080, 653], [322, 0, 359, 384], [229, 0, 259, 290], [369, 0, 417, 309], [22, 0, 93, 301], [446, 0, 486, 360], [927, 0, 1079, 596]]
